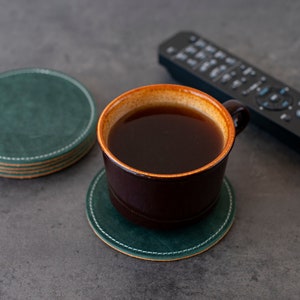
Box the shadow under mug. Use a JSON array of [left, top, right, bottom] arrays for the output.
[[97, 84, 250, 229]]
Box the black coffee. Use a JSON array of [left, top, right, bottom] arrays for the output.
[[108, 105, 224, 174]]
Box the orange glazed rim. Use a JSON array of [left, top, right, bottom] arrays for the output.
[[97, 84, 235, 179]]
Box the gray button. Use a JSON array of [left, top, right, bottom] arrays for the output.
[[280, 113, 292, 122], [175, 52, 188, 61], [205, 45, 217, 53], [219, 64, 227, 71], [221, 73, 232, 83], [194, 39, 206, 48], [209, 59, 217, 66], [195, 51, 206, 60], [243, 67, 254, 76], [215, 51, 226, 59], [260, 76, 267, 82], [209, 67, 221, 78], [226, 57, 236, 65], [232, 80, 242, 89], [184, 45, 198, 54], [166, 46, 177, 54], [270, 94, 280, 102], [199, 62, 211, 72], [186, 58, 198, 67]]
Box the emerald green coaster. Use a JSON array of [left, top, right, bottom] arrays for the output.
[[0, 68, 97, 164], [86, 169, 236, 261], [0, 135, 95, 179]]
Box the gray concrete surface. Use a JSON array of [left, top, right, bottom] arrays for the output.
[[0, 0, 299, 299]]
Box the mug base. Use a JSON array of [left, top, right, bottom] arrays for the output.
[[108, 185, 220, 230]]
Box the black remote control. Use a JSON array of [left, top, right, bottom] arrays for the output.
[[158, 31, 300, 152]]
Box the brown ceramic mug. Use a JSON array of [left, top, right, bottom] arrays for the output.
[[97, 84, 249, 229]]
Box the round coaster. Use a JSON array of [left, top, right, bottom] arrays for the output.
[[0, 136, 95, 179], [86, 169, 236, 261], [0, 68, 97, 165]]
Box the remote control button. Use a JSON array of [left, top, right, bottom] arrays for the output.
[[259, 100, 275, 110], [215, 51, 226, 59], [184, 45, 198, 54], [221, 73, 232, 83], [280, 113, 292, 122], [199, 62, 211, 72], [194, 39, 206, 48], [186, 58, 198, 67], [296, 110, 300, 118], [225, 57, 236, 65], [189, 35, 198, 43], [209, 68, 219, 78], [220, 64, 227, 71], [259, 87, 270, 96], [209, 67, 224, 78], [205, 45, 217, 53], [243, 67, 255, 76], [231, 80, 242, 89], [195, 51, 206, 60], [279, 99, 292, 110], [260, 76, 267, 82], [269, 93, 280, 102], [175, 52, 188, 61], [211, 65, 228, 80], [166, 46, 177, 54], [279, 87, 289, 95], [243, 82, 262, 96], [209, 59, 217, 66]]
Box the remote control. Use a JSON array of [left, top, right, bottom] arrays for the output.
[[158, 31, 300, 152]]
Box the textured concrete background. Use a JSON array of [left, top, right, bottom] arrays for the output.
[[0, 0, 299, 299]]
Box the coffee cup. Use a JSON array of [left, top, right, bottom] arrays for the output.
[[97, 84, 249, 229]]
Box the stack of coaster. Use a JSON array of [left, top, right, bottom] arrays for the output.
[[0, 68, 97, 179]]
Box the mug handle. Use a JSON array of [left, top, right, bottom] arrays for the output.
[[223, 100, 250, 136]]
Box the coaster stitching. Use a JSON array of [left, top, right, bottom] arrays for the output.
[[88, 170, 233, 256], [0, 69, 96, 162]]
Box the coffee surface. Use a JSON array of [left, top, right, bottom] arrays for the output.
[[108, 105, 224, 174]]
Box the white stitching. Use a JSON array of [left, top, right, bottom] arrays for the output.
[[88, 170, 234, 257], [0, 69, 96, 162]]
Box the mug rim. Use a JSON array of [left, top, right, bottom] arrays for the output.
[[97, 84, 236, 179]]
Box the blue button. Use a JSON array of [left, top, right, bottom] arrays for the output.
[[259, 87, 270, 96], [281, 100, 289, 108], [279, 87, 289, 95]]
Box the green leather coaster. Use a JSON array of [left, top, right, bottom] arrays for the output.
[[86, 169, 236, 261], [0, 134, 95, 179], [0, 68, 97, 164]]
